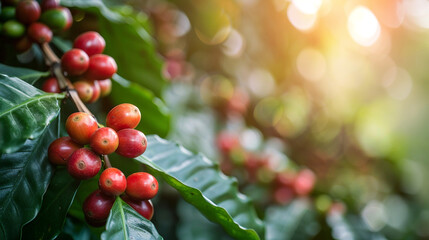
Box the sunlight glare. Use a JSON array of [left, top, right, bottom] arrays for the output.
[[348, 6, 381, 46], [287, 3, 318, 31], [292, 0, 323, 14]]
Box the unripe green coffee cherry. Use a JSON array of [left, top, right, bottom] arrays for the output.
[[0, 6, 15, 21], [2, 20, 25, 38], [40, 7, 72, 31]]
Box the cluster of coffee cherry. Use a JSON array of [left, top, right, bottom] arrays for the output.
[[217, 131, 315, 205], [0, 0, 71, 52], [42, 30, 115, 104], [48, 103, 159, 226]]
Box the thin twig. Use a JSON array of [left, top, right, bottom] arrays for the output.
[[40, 43, 94, 116], [103, 155, 112, 168], [40, 43, 112, 169]]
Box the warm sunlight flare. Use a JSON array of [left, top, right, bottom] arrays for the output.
[[292, 0, 323, 14], [287, 3, 318, 31], [347, 6, 381, 46]]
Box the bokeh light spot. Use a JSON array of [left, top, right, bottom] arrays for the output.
[[348, 6, 381, 46], [292, 0, 323, 14], [296, 48, 327, 81], [287, 3, 318, 31], [247, 68, 276, 98]]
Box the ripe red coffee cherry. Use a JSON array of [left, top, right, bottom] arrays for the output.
[[73, 31, 106, 56], [16, 0, 41, 24], [41, 77, 60, 93], [48, 136, 81, 165], [83, 189, 115, 227], [121, 195, 154, 220], [116, 129, 147, 158], [15, 36, 33, 53], [273, 186, 294, 205], [216, 132, 240, 153], [86, 80, 100, 103], [67, 148, 102, 179], [65, 112, 98, 144], [90, 127, 119, 155], [73, 81, 93, 102], [61, 49, 89, 76], [85, 54, 117, 80], [98, 79, 112, 97], [106, 103, 141, 131], [27, 22, 52, 43], [99, 168, 127, 196], [293, 169, 315, 196], [126, 172, 158, 200], [40, 0, 60, 11]]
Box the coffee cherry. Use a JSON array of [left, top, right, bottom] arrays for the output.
[[90, 127, 119, 155], [116, 129, 147, 158], [73, 81, 93, 102], [40, 0, 60, 11], [61, 49, 89, 76], [0, 7, 16, 22], [67, 148, 102, 179], [15, 36, 33, 53], [73, 31, 105, 56], [99, 168, 126, 196], [2, 20, 25, 38], [273, 186, 294, 205], [16, 0, 41, 24], [293, 169, 315, 196], [121, 195, 154, 220], [106, 103, 141, 131], [216, 132, 240, 153], [40, 7, 72, 31], [48, 136, 81, 165], [65, 112, 98, 144], [85, 54, 117, 80], [98, 79, 112, 97], [83, 189, 115, 227], [86, 80, 100, 103], [126, 172, 158, 200], [27, 22, 52, 43], [41, 77, 60, 93]]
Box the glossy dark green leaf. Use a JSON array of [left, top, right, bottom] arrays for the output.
[[58, 217, 99, 240], [51, 37, 73, 53], [327, 213, 387, 240], [111, 74, 170, 137], [101, 198, 163, 240], [0, 116, 59, 240], [265, 199, 318, 240], [68, 172, 100, 223], [135, 135, 265, 240], [0, 74, 64, 153], [22, 168, 81, 240], [177, 199, 233, 240], [0, 63, 49, 84], [61, 0, 167, 97]]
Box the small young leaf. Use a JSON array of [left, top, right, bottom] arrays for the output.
[[101, 198, 163, 240], [0, 116, 59, 240], [0, 63, 49, 84], [22, 168, 81, 240], [0, 74, 64, 154], [135, 135, 265, 240]]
